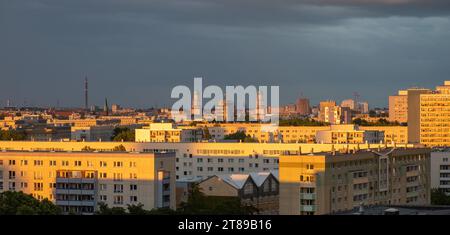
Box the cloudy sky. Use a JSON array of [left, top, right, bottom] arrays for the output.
[[1, 0, 450, 108]]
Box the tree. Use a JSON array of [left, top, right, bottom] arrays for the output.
[[0, 130, 26, 141], [111, 127, 135, 141], [81, 146, 95, 152], [94, 202, 177, 215], [352, 118, 401, 126], [279, 118, 328, 126], [0, 191, 62, 215], [113, 144, 126, 152], [94, 202, 127, 215], [431, 188, 450, 205], [202, 127, 211, 140], [224, 131, 247, 141]]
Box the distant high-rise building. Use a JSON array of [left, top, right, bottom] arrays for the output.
[[319, 100, 336, 122], [192, 90, 202, 120], [84, 76, 89, 110], [389, 90, 408, 123], [296, 98, 311, 115], [112, 104, 120, 113], [340, 99, 356, 110], [104, 98, 109, 115], [358, 101, 369, 114]]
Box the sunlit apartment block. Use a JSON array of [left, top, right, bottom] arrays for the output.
[[315, 125, 384, 144], [0, 151, 176, 214], [420, 81, 450, 147], [279, 148, 430, 215], [389, 90, 409, 123]]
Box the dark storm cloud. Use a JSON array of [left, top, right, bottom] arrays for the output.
[[12, 0, 450, 28], [1, 0, 450, 108]]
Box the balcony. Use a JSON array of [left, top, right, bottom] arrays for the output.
[[406, 171, 420, 177], [56, 178, 96, 184], [55, 189, 95, 195], [300, 205, 316, 212], [55, 200, 95, 207], [352, 177, 369, 185], [300, 193, 316, 200]]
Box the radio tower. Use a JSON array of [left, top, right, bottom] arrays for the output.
[[84, 76, 89, 110]]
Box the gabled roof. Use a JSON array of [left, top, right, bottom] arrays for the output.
[[215, 171, 279, 189]]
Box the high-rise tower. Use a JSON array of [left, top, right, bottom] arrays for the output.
[[84, 76, 88, 110]]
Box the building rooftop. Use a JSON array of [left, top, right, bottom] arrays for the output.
[[333, 205, 450, 215]]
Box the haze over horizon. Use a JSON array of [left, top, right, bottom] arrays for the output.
[[1, 0, 450, 109]]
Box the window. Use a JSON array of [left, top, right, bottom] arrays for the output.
[[130, 161, 137, 167], [197, 158, 203, 163], [130, 196, 138, 202], [34, 182, 43, 191], [100, 161, 107, 167], [62, 161, 69, 166], [74, 161, 82, 166], [100, 184, 107, 191], [9, 182, 16, 191], [218, 167, 224, 172], [99, 172, 107, 179], [218, 158, 224, 163], [100, 195, 107, 201], [34, 160, 43, 166], [113, 196, 123, 205], [49, 160, 56, 166], [21, 160, 28, 166], [87, 161, 93, 167], [129, 173, 137, 179], [114, 184, 124, 193], [114, 173, 123, 181], [130, 184, 137, 191], [114, 161, 123, 167], [9, 171, 15, 180], [9, 160, 16, 166]]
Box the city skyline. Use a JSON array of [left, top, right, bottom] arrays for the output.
[[2, 1, 450, 108]]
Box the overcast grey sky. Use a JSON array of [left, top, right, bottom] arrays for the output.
[[1, 0, 450, 108]]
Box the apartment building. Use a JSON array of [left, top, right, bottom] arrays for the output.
[[430, 150, 450, 195], [359, 126, 408, 144], [0, 151, 176, 214], [201, 123, 330, 143], [319, 101, 352, 125], [71, 126, 115, 142], [279, 148, 431, 215], [0, 141, 417, 183], [135, 123, 203, 143], [315, 125, 384, 144], [407, 88, 432, 143], [49, 119, 120, 127], [389, 90, 408, 123], [198, 171, 279, 214], [420, 82, 450, 147]]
